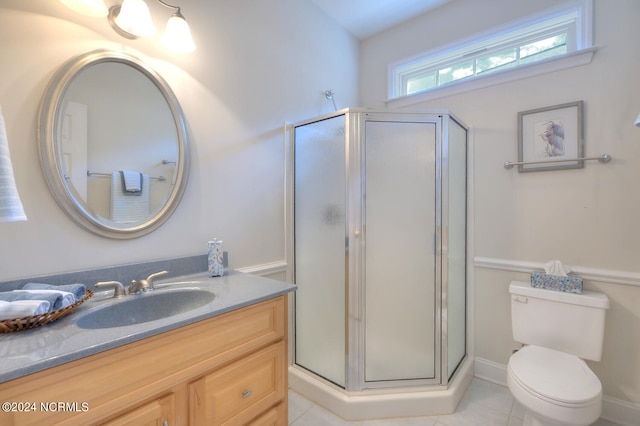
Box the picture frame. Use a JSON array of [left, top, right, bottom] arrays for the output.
[[517, 101, 584, 172]]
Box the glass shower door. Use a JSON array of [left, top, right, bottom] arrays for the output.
[[294, 115, 346, 388], [363, 119, 437, 385], [291, 110, 467, 393], [446, 119, 467, 379]]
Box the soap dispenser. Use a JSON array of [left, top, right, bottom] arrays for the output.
[[208, 239, 224, 277]]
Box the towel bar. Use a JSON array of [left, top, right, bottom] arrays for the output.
[[504, 153, 611, 169], [87, 171, 167, 182]]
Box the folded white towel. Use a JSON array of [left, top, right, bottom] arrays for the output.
[[0, 300, 51, 320], [121, 170, 142, 193], [10, 289, 75, 310]]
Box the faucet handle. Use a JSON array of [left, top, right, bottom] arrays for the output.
[[95, 281, 127, 298], [129, 279, 142, 294]]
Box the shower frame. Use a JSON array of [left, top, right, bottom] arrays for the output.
[[285, 108, 468, 395]]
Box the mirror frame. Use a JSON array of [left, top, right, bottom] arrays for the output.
[[38, 49, 190, 239]]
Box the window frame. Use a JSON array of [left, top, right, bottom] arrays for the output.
[[387, 0, 594, 106]]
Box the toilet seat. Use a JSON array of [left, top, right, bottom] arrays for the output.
[[509, 345, 602, 407]]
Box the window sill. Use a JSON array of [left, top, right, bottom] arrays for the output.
[[386, 47, 597, 108]]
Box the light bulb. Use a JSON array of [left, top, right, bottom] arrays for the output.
[[114, 0, 156, 38], [161, 14, 196, 53]]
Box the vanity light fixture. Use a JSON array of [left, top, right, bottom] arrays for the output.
[[107, 0, 196, 52], [61, 0, 195, 52]]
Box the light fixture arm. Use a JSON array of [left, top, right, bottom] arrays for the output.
[[107, 5, 137, 39], [156, 0, 184, 18]]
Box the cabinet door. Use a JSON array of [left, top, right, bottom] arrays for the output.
[[101, 393, 174, 426], [190, 343, 285, 425]]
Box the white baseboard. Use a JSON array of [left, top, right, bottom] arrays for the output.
[[601, 396, 640, 426], [474, 357, 640, 426], [473, 357, 508, 387]]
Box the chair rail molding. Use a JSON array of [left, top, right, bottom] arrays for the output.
[[474, 256, 640, 287]]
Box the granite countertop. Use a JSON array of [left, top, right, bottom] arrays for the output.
[[0, 270, 296, 384]]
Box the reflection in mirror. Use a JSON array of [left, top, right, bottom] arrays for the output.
[[61, 62, 177, 220], [39, 50, 189, 238]]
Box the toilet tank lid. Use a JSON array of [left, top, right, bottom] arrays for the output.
[[509, 281, 609, 309]]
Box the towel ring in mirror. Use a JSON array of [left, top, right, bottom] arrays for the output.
[[38, 49, 190, 239]]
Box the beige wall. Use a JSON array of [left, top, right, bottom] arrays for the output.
[[0, 0, 358, 280], [360, 0, 640, 404]]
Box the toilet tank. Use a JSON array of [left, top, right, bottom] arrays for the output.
[[510, 281, 609, 361]]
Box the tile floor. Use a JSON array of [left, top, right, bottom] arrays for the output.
[[288, 378, 621, 426]]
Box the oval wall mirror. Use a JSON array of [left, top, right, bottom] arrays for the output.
[[38, 49, 190, 239]]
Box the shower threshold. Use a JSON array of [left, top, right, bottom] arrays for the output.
[[288, 357, 474, 421]]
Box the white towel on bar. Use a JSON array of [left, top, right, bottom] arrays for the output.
[[121, 170, 142, 193], [110, 171, 150, 223], [0, 300, 51, 320], [0, 105, 27, 222]]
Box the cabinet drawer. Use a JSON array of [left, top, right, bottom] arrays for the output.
[[249, 403, 286, 426], [100, 393, 175, 426], [190, 342, 285, 425]]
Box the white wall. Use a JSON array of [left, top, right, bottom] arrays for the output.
[[360, 0, 640, 406], [0, 0, 358, 280]]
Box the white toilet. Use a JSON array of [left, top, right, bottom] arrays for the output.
[[508, 281, 610, 426]]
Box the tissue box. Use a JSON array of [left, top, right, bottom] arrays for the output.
[[530, 272, 583, 293]]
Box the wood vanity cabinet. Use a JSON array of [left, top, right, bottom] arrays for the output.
[[0, 296, 288, 426]]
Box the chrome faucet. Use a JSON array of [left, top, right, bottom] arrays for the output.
[[128, 271, 169, 294]]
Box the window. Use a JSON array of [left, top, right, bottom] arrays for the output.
[[388, 0, 593, 102]]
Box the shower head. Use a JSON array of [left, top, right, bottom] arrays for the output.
[[324, 89, 337, 111]]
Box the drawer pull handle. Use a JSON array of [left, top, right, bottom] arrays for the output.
[[242, 390, 253, 399]]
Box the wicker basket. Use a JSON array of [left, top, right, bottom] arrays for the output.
[[0, 290, 93, 333]]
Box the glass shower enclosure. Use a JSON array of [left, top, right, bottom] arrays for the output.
[[287, 109, 467, 392]]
